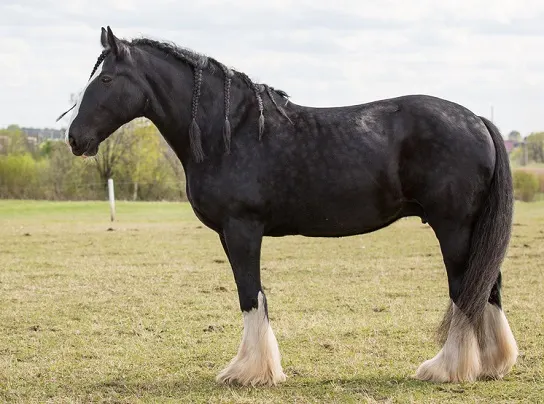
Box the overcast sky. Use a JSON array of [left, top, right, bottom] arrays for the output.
[[1, 0, 542, 136]]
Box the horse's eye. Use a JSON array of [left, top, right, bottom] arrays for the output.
[[101, 76, 112, 84]]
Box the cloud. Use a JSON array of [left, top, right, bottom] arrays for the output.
[[0, 0, 543, 136]]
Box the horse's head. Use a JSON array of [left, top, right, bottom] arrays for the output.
[[64, 27, 147, 156]]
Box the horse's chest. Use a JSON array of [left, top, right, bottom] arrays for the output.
[[185, 174, 243, 230]]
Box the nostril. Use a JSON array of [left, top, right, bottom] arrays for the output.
[[68, 134, 76, 149]]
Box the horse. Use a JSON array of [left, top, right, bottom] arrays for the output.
[[60, 26, 518, 386]]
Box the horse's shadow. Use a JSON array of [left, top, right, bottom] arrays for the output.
[[87, 374, 467, 401]]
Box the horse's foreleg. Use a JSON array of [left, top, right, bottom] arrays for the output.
[[215, 218, 286, 386]]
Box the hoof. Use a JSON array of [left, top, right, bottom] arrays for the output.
[[216, 359, 286, 386], [415, 350, 480, 383], [480, 304, 518, 379], [415, 304, 481, 383], [217, 292, 286, 387]]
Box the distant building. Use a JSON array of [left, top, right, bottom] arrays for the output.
[[21, 127, 65, 142], [504, 140, 517, 154]]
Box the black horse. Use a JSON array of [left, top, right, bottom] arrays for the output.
[[62, 27, 518, 386]]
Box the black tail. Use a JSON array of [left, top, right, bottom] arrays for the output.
[[457, 116, 513, 327]]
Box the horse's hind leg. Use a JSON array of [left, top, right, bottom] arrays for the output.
[[416, 222, 482, 382], [415, 221, 517, 382], [215, 217, 286, 386]]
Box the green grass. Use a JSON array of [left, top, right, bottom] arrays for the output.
[[0, 200, 543, 403]]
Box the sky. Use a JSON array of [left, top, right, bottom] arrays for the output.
[[0, 0, 543, 136]]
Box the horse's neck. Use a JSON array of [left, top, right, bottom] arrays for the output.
[[142, 54, 254, 169], [139, 56, 191, 163]]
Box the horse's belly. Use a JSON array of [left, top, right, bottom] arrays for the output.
[[265, 192, 403, 237]]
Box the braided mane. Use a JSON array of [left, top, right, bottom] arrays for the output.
[[128, 38, 291, 161], [89, 50, 108, 79]]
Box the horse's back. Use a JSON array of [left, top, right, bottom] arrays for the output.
[[261, 95, 496, 236]]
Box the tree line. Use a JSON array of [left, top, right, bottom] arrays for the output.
[[0, 119, 186, 201], [0, 120, 543, 202], [507, 130, 544, 166]]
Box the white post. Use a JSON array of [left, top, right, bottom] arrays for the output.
[[108, 178, 115, 222]]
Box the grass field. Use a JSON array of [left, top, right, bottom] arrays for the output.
[[0, 200, 543, 403]]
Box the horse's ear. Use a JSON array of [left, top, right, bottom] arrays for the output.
[[105, 26, 129, 59], [100, 27, 108, 48], [106, 26, 120, 55]]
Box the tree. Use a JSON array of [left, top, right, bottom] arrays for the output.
[[123, 120, 185, 200], [0, 125, 28, 155], [94, 124, 138, 186], [160, 138, 185, 199], [508, 131, 522, 142], [525, 132, 544, 164], [0, 119, 187, 201], [89, 119, 185, 200], [43, 141, 78, 199]]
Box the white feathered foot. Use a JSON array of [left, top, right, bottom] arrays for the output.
[[415, 303, 517, 382], [216, 292, 286, 386]]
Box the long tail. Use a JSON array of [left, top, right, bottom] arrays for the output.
[[457, 116, 513, 329]]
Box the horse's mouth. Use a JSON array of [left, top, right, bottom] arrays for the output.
[[70, 138, 99, 157], [82, 142, 99, 157]]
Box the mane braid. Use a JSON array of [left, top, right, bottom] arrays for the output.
[[90, 50, 109, 79], [265, 85, 293, 124], [189, 66, 205, 163], [254, 84, 265, 140], [221, 65, 233, 154]]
